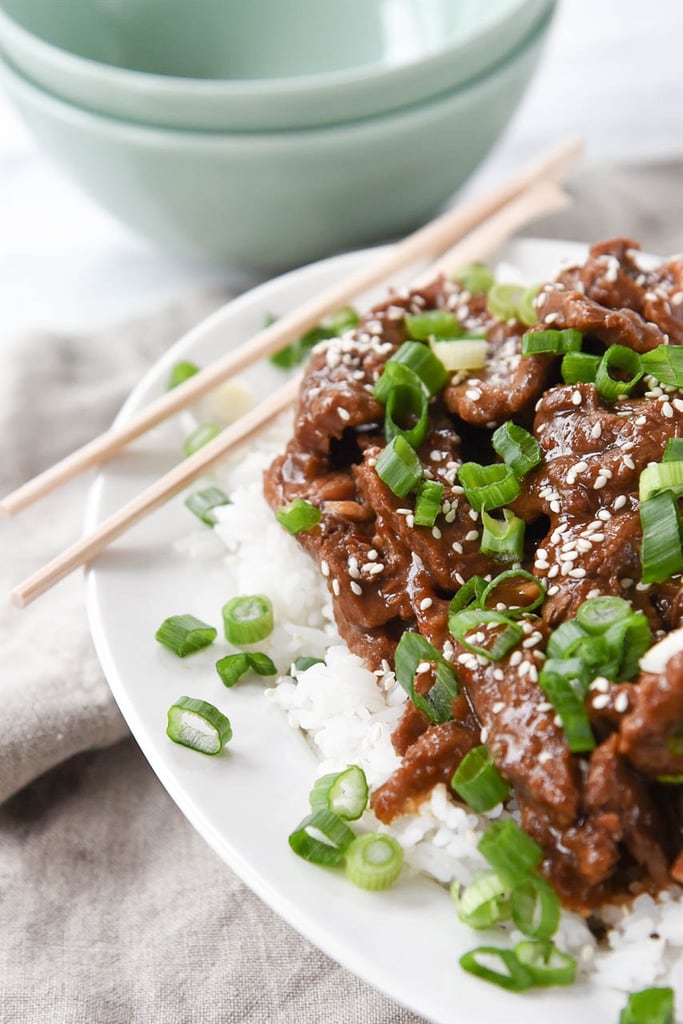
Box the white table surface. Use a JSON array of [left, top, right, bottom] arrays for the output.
[[1, 0, 682, 338]]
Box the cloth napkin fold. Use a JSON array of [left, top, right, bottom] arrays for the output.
[[1, 160, 682, 1024]]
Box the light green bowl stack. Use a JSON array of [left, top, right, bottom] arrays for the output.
[[0, 0, 553, 131], [0, 0, 557, 268]]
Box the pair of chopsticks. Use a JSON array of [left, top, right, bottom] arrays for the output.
[[5, 137, 580, 607]]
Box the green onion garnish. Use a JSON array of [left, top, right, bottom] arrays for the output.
[[664, 438, 683, 462], [327, 305, 362, 335], [288, 809, 355, 867], [344, 833, 403, 891], [479, 569, 546, 617], [167, 361, 199, 390], [166, 696, 232, 755], [640, 490, 683, 583], [414, 480, 444, 527], [459, 946, 533, 992], [155, 614, 217, 657], [394, 631, 459, 724], [309, 765, 369, 821], [641, 345, 683, 387], [450, 574, 487, 613], [513, 940, 576, 987], [293, 656, 325, 672], [428, 336, 489, 372], [269, 306, 360, 369], [510, 876, 560, 940], [384, 340, 450, 397], [538, 658, 595, 753], [521, 328, 583, 356], [451, 746, 510, 812], [619, 987, 674, 1024], [375, 435, 423, 497], [488, 283, 525, 322], [604, 612, 651, 681], [222, 594, 274, 645], [576, 595, 631, 634], [478, 820, 543, 889], [480, 509, 525, 562], [276, 498, 322, 534], [491, 422, 542, 478], [385, 382, 429, 449], [457, 462, 521, 512], [546, 618, 589, 659], [452, 871, 510, 929], [216, 651, 276, 687], [517, 284, 541, 327], [184, 423, 220, 457], [640, 461, 683, 502], [595, 344, 644, 402], [184, 486, 231, 526], [452, 263, 495, 295], [449, 608, 523, 662], [561, 351, 600, 384], [373, 361, 426, 405], [405, 309, 461, 341]]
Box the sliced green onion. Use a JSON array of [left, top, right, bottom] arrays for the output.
[[166, 696, 232, 755], [517, 285, 541, 327], [216, 651, 276, 687], [167, 360, 199, 390], [663, 438, 683, 462], [384, 341, 450, 396], [478, 820, 543, 889], [491, 422, 542, 478], [394, 631, 459, 724], [450, 575, 487, 614], [546, 619, 589, 659], [595, 344, 644, 402], [222, 594, 274, 645], [293, 656, 325, 672], [155, 614, 217, 657], [449, 609, 523, 662], [373, 361, 425, 404], [640, 461, 683, 502], [565, 633, 619, 681], [452, 263, 495, 295], [459, 946, 533, 992], [641, 345, 683, 387], [345, 833, 403, 890], [604, 612, 651, 681], [576, 596, 632, 634], [510, 877, 560, 940], [428, 337, 489, 371], [619, 987, 674, 1024], [656, 774, 683, 784], [457, 462, 521, 512], [480, 569, 546, 617], [288, 809, 355, 867], [538, 658, 595, 753], [640, 490, 683, 584], [414, 479, 444, 528], [452, 871, 510, 929], [513, 940, 576, 987], [451, 746, 509, 812], [488, 283, 525, 322], [309, 765, 369, 821], [269, 306, 359, 369], [385, 382, 429, 449], [561, 351, 600, 384], [184, 486, 231, 526], [276, 498, 322, 534], [327, 305, 361, 335], [480, 509, 525, 562], [184, 423, 220, 457], [375, 435, 423, 497], [405, 309, 461, 341], [521, 328, 583, 355]]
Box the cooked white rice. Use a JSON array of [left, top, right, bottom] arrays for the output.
[[177, 412, 683, 1004]]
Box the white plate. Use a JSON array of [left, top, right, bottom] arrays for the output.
[[86, 237, 624, 1023]]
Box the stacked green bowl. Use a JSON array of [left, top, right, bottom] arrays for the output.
[[0, 0, 557, 268]]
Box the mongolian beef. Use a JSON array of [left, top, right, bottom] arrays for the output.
[[264, 238, 683, 915]]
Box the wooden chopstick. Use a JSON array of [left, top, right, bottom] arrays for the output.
[[0, 136, 581, 520], [10, 166, 574, 608]]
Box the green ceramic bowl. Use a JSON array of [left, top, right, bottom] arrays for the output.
[[0, 0, 554, 131], [0, 13, 551, 269]]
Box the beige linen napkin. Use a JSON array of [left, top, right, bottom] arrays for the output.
[[1, 160, 681, 1024]]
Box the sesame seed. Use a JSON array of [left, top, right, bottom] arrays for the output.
[[620, 577, 633, 588], [430, 450, 444, 462], [594, 476, 607, 490], [569, 567, 587, 578], [338, 407, 351, 421], [332, 579, 340, 596], [547, 566, 559, 579], [368, 563, 384, 575], [538, 702, 553, 712], [662, 402, 674, 418], [367, 549, 378, 560], [591, 422, 603, 439], [493, 668, 505, 681], [321, 560, 330, 577], [614, 692, 629, 713], [350, 581, 363, 596], [416, 662, 431, 674], [635, 415, 647, 426], [468, 508, 479, 522], [432, 526, 442, 540], [465, 530, 479, 542], [572, 391, 582, 406], [550, 500, 561, 514], [492, 701, 505, 714], [623, 455, 635, 470], [452, 541, 464, 554], [419, 597, 433, 611], [510, 651, 523, 667], [598, 509, 612, 521], [445, 510, 456, 523], [590, 676, 610, 693], [547, 585, 560, 595], [480, 727, 489, 744], [592, 694, 610, 710], [613, 495, 627, 511], [406, 514, 415, 528], [466, 389, 482, 401]]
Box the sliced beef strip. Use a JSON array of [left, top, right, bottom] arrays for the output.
[[619, 651, 683, 778]]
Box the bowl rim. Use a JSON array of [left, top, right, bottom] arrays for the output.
[[0, 0, 547, 99], [0, 9, 550, 147]]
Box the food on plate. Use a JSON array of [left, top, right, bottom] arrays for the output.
[[263, 238, 683, 932]]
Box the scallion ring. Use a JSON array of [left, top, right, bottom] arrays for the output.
[[641, 345, 683, 388], [222, 594, 274, 645], [510, 876, 561, 940], [538, 658, 595, 753], [452, 870, 510, 929], [450, 746, 510, 812], [452, 263, 495, 295], [457, 462, 521, 512], [184, 486, 231, 526], [167, 360, 199, 390], [184, 423, 220, 457], [487, 283, 525, 322], [344, 833, 404, 891], [576, 596, 632, 634], [663, 438, 683, 463], [595, 344, 644, 402], [619, 987, 674, 1024], [640, 490, 683, 584], [491, 422, 542, 478], [216, 651, 276, 687], [561, 351, 600, 384], [414, 479, 444, 528], [384, 382, 429, 449], [477, 819, 543, 889], [166, 696, 232, 755], [513, 940, 576, 987], [480, 569, 546, 618], [640, 461, 683, 502], [449, 575, 487, 614], [394, 631, 459, 724], [521, 328, 583, 356], [276, 498, 322, 534], [480, 509, 525, 563], [288, 809, 355, 867], [375, 435, 423, 497], [383, 340, 449, 397], [405, 309, 462, 341], [155, 614, 217, 657], [428, 336, 489, 371], [309, 765, 369, 821], [517, 284, 542, 327], [459, 946, 533, 992]]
